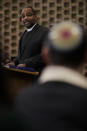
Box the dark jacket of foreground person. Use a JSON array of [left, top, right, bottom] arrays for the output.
[[15, 21, 87, 131]]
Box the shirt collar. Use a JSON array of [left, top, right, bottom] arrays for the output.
[[26, 23, 37, 32], [39, 65, 87, 89]]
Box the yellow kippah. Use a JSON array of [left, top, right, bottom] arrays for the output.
[[49, 21, 83, 51]]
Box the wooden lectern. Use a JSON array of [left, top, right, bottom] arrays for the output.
[[2, 67, 39, 101]]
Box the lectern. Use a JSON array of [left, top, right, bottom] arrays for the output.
[[2, 67, 39, 101]]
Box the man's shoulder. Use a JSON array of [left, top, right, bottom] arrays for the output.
[[16, 81, 57, 99], [15, 82, 41, 103], [36, 24, 49, 32]]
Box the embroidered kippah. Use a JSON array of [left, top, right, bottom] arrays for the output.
[[49, 21, 83, 52]]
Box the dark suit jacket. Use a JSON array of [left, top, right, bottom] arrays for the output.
[[14, 24, 49, 72], [15, 66, 87, 131], [0, 107, 29, 131]]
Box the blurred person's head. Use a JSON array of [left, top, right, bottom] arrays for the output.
[[42, 21, 87, 69], [21, 6, 37, 28]]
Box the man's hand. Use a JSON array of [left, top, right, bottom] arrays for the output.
[[17, 64, 26, 67], [4, 61, 15, 68]]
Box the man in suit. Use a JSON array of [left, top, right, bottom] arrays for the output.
[[7, 6, 49, 72], [15, 21, 87, 130]]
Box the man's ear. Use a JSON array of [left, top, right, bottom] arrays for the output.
[[42, 46, 50, 65]]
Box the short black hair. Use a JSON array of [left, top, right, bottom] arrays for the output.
[[24, 6, 36, 15], [49, 34, 87, 67]]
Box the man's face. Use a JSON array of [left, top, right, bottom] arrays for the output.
[[21, 8, 37, 28]]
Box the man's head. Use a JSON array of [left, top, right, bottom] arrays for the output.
[[42, 21, 87, 68], [21, 6, 37, 28]]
